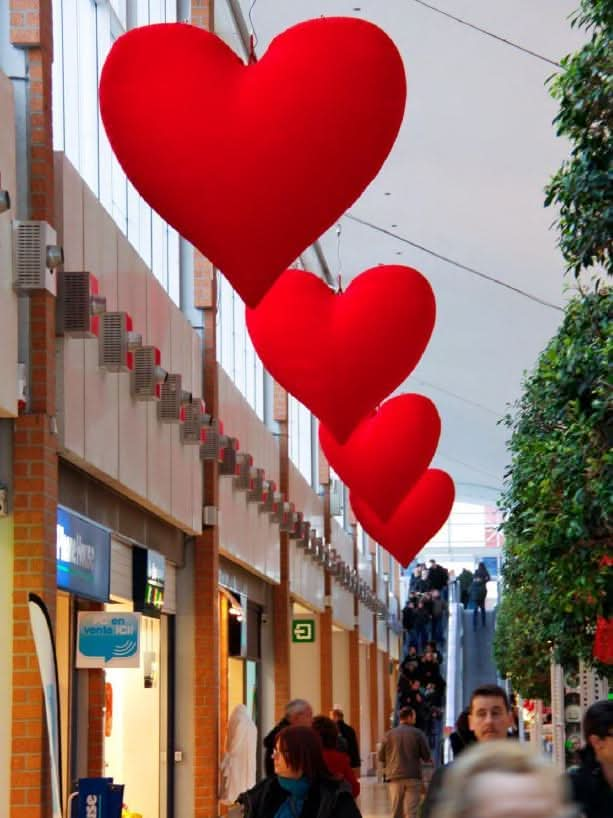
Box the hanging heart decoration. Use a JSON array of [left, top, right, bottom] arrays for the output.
[[99, 18, 406, 307], [319, 394, 441, 521], [247, 266, 436, 442], [350, 469, 455, 566]]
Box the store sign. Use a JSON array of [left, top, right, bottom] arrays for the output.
[[57, 506, 111, 601], [292, 619, 315, 643], [133, 547, 165, 617], [76, 611, 141, 668]]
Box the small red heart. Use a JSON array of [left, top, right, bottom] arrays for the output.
[[247, 266, 436, 442], [351, 469, 455, 566], [99, 19, 406, 307], [320, 394, 441, 521]]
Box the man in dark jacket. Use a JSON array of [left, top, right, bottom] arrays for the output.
[[422, 684, 513, 818], [262, 698, 313, 776], [568, 700, 613, 818], [331, 707, 361, 774]]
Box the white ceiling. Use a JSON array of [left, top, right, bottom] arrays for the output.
[[222, 0, 586, 505]]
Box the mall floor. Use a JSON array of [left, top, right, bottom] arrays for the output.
[[358, 776, 393, 818]]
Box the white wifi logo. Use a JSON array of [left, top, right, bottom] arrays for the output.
[[112, 639, 137, 657]]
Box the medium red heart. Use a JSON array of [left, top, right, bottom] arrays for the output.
[[246, 266, 436, 442], [99, 19, 406, 307], [350, 469, 455, 567], [320, 394, 441, 521]]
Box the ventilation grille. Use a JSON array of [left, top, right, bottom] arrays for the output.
[[99, 312, 129, 371], [200, 417, 221, 461], [219, 439, 239, 475], [133, 346, 161, 400], [180, 400, 204, 444], [158, 374, 183, 422], [246, 468, 266, 502], [57, 271, 100, 337], [14, 221, 44, 289]]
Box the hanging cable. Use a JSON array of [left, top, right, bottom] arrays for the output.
[[409, 0, 561, 68]]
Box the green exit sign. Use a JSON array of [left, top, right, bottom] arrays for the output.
[[292, 619, 315, 643]]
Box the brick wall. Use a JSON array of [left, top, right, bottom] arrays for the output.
[[11, 413, 57, 818]]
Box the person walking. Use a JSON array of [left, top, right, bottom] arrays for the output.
[[468, 572, 488, 631], [330, 707, 361, 775], [312, 715, 360, 798], [263, 698, 313, 776], [422, 684, 513, 818], [239, 725, 362, 817], [378, 706, 431, 818], [568, 700, 613, 818]]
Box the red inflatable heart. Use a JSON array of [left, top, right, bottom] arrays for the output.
[[320, 394, 441, 522], [247, 266, 436, 442], [99, 19, 406, 307], [351, 469, 455, 566]]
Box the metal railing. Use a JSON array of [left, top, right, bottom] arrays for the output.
[[443, 601, 464, 763]]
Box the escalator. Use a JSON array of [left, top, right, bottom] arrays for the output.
[[460, 608, 498, 706]]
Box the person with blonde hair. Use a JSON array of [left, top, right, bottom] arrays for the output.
[[430, 739, 574, 818]]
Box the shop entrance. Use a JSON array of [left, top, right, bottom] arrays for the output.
[[103, 608, 169, 818]]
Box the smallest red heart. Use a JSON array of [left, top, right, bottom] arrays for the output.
[[320, 393, 441, 521], [350, 469, 455, 567]]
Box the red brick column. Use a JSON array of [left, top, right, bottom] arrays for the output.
[[11, 413, 58, 818], [9, 0, 58, 789], [320, 605, 333, 714], [10, 1, 54, 225], [348, 527, 361, 761], [273, 395, 291, 721], [87, 671, 105, 777]]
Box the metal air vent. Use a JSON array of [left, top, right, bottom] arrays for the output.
[[246, 468, 266, 502], [199, 416, 223, 461], [288, 511, 304, 539], [234, 453, 254, 490], [57, 271, 106, 337], [279, 504, 298, 533], [180, 399, 206, 444], [98, 312, 142, 372], [219, 436, 240, 475], [13, 220, 61, 295], [132, 346, 167, 400], [158, 374, 191, 422], [259, 488, 282, 515]]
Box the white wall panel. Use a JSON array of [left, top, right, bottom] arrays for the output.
[[146, 278, 172, 513], [218, 478, 280, 583], [163, 562, 176, 614], [218, 367, 280, 484], [117, 240, 147, 496], [290, 611, 321, 714], [331, 583, 355, 631], [57, 156, 201, 534], [110, 538, 132, 601], [331, 519, 353, 564], [288, 463, 324, 539], [359, 603, 374, 644], [0, 74, 18, 417], [289, 547, 324, 612]]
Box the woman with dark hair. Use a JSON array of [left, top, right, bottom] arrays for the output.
[[448, 708, 476, 758], [312, 715, 360, 797], [237, 725, 362, 817], [568, 700, 613, 818]]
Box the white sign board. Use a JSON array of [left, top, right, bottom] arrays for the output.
[[76, 611, 141, 668]]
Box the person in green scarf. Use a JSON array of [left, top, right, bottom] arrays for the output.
[[238, 725, 362, 817]]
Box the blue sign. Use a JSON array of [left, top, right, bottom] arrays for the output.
[[56, 506, 111, 601], [76, 612, 141, 668]]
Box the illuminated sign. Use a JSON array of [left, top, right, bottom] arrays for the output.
[[133, 547, 165, 617], [56, 506, 111, 601], [292, 619, 316, 643]]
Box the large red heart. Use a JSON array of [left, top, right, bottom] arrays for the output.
[[99, 19, 406, 307], [351, 469, 455, 567], [320, 394, 441, 522], [246, 266, 436, 442]]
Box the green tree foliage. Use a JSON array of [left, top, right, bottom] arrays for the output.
[[544, 0, 613, 277], [495, 289, 612, 692]]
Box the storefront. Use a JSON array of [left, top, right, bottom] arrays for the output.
[[55, 502, 176, 818]]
